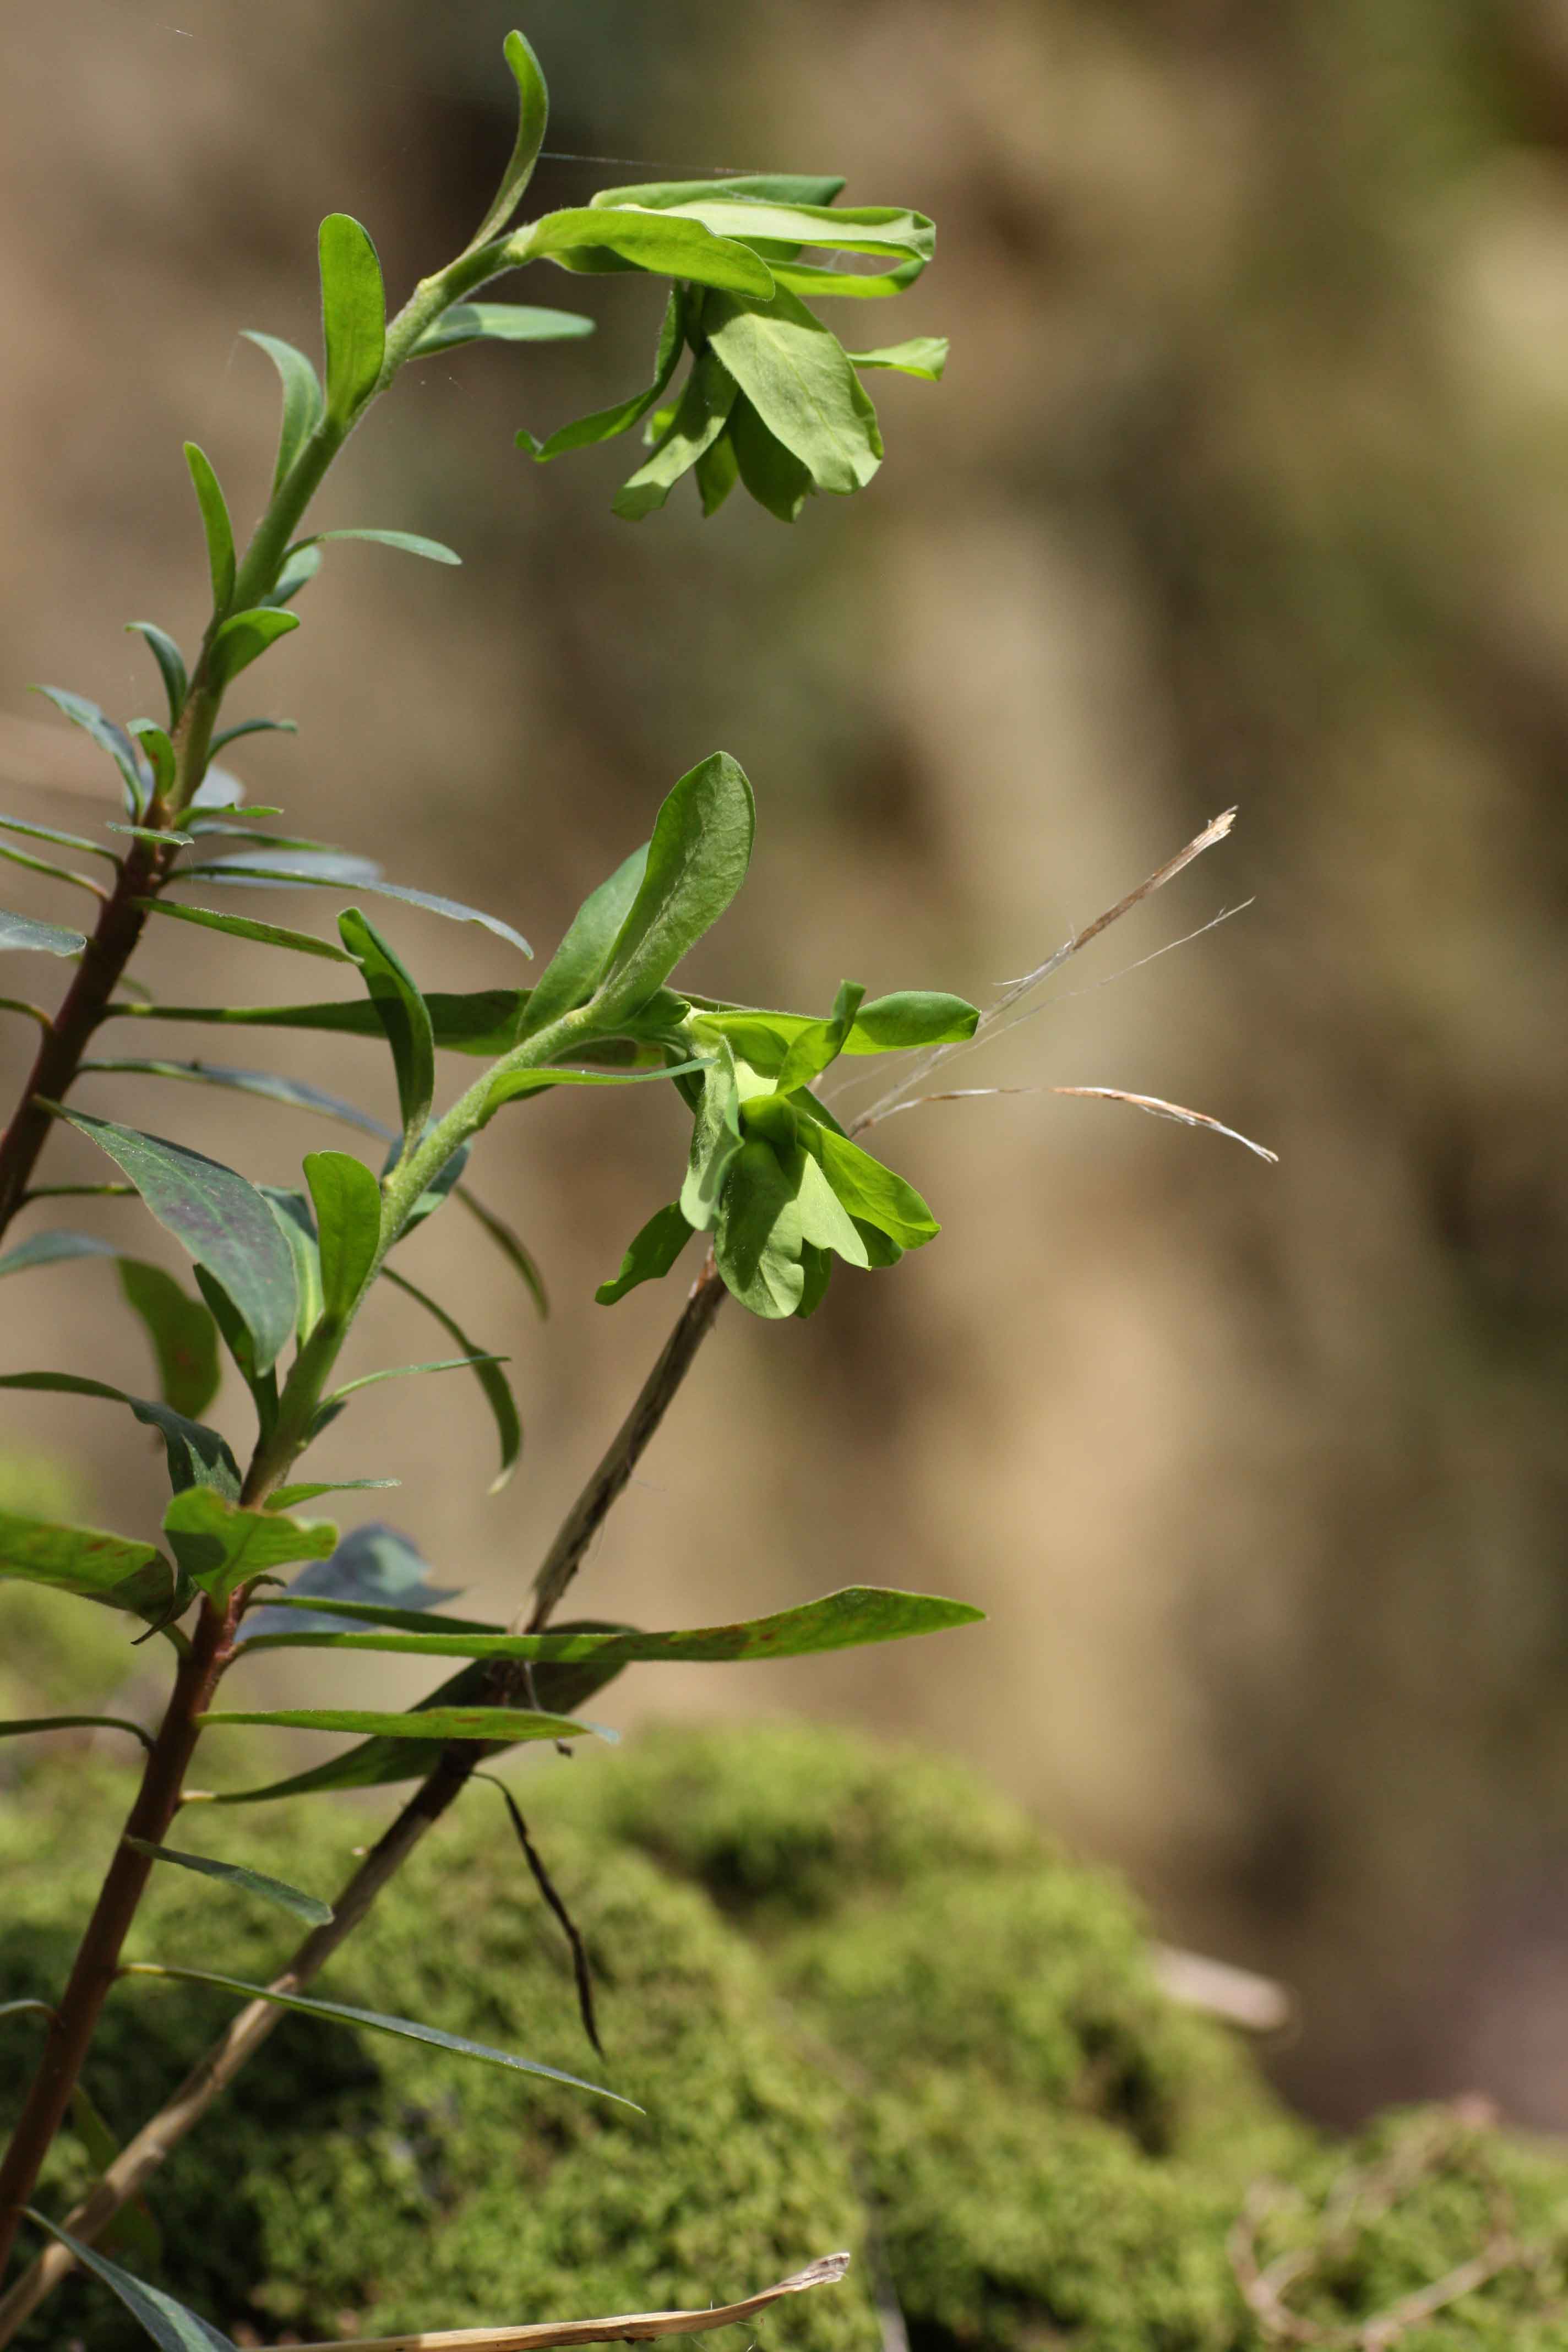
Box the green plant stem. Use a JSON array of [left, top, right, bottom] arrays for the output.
[[0, 1256, 727, 2342], [0, 1594, 237, 2286]]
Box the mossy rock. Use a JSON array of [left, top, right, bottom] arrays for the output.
[[3, 1723, 1568, 2348]]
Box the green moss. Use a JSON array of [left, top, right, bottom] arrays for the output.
[[4, 1722, 1568, 2349]]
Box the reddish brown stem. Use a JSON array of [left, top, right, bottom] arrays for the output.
[[0, 840, 165, 1239], [0, 1596, 232, 2281]]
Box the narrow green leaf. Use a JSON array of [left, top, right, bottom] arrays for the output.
[[240, 328, 325, 491], [183, 443, 236, 613], [514, 207, 775, 298], [518, 292, 684, 463], [52, 1107, 298, 1374], [713, 1136, 805, 1316], [241, 1583, 985, 1665], [524, 844, 649, 1038], [319, 212, 386, 424], [847, 335, 949, 380], [124, 1839, 333, 1924], [0, 1373, 238, 1499], [658, 196, 934, 268], [705, 285, 881, 495], [80, 1057, 386, 1136], [135, 897, 350, 962], [803, 1121, 939, 1249], [206, 607, 300, 690], [596, 1200, 694, 1305], [298, 527, 461, 565], [0, 1713, 154, 1750], [208, 716, 297, 754], [589, 173, 847, 213], [591, 753, 754, 1026], [475, 1058, 701, 1125], [339, 907, 435, 1150], [0, 908, 85, 957], [163, 1487, 336, 1600], [117, 1259, 222, 1420], [453, 1180, 549, 1318], [260, 544, 322, 607], [0, 813, 118, 867], [111, 987, 528, 1054], [30, 686, 147, 816], [0, 1507, 181, 1623], [613, 349, 738, 520], [696, 428, 740, 517], [175, 857, 532, 956], [770, 254, 928, 301], [124, 720, 178, 806], [776, 980, 867, 1093], [381, 1267, 521, 1493], [239, 1594, 499, 1638], [260, 1186, 323, 1348], [265, 1478, 399, 1511], [470, 26, 549, 245], [64, 2089, 163, 2270], [412, 302, 591, 357], [110, 825, 190, 851], [316, 1354, 507, 1418], [22, 2212, 235, 2351], [199, 1705, 606, 1743], [304, 1148, 383, 1321], [121, 1964, 633, 2106], [124, 622, 188, 727]]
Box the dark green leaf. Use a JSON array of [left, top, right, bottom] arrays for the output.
[[775, 980, 867, 1092], [851, 990, 980, 1050], [304, 1148, 382, 1321], [596, 1200, 694, 1305], [52, 1107, 298, 1374], [0, 1507, 181, 1623], [208, 716, 297, 754], [121, 1964, 633, 2105], [206, 607, 300, 690], [64, 2088, 163, 2271], [124, 622, 188, 726], [695, 428, 739, 516], [117, 1259, 222, 1420], [796, 1240, 832, 1318], [297, 527, 460, 565], [238, 1583, 984, 1666], [705, 285, 881, 496], [381, 1267, 521, 1493], [80, 1057, 388, 1136], [30, 686, 146, 816], [0, 908, 86, 957], [183, 443, 236, 613], [163, 1488, 335, 1600], [847, 335, 949, 380], [21, 2212, 235, 2351], [124, 721, 177, 806], [339, 907, 434, 1150], [524, 843, 649, 1039], [412, 302, 591, 357], [113, 988, 529, 1055], [211, 1639, 629, 1800], [240, 329, 325, 491], [515, 207, 775, 297], [803, 1121, 939, 1249], [0, 1713, 153, 1750], [591, 752, 754, 1026], [474, 1057, 701, 1125], [679, 1044, 743, 1230], [318, 212, 385, 424], [0, 1371, 238, 1499], [469, 26, 549, 243], [612, 349, 738, 520], [518, 291, 684, 463], [193, 1265, 279, 1433], [135, 897, 351, 962], [200, 1704, 606, 1743], [712, 1136, 804, 1316], [124, 1839, 333, 1925]]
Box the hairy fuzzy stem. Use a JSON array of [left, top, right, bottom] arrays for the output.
[[0, 1260, 725, 2342], [0, 1595, 235, 2285]]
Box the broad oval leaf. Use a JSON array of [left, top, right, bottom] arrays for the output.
[[801, 1121, 939, 1250], [515, 207, 775, 298], [412, 301, 592, 356], [469, 26, 549, 244], [339, 907, 435, 1150], [298, 527, 461, 565], [123, 1838, 333, 1925], [679, 1044, 743, 1231], [380, 1267, 521, 1492], [713, 1136, 805, 1317], [304, 1147, 382, 1325], [0, 1507, 182, 1623], [850, 989, 979, 1051], [596, 1199, 694, 1305], [524, 843, 649, 1039], [163, 1487, 336, 1600], [206, 607, 300, 690], [121, 1963, 633, 2105], [240, 328, 325, 491], [53, 1107, 297, 1374], [705, 286, 881, 496], [319, 211, 385, 424], [21, 2212, 236, 2352], [590, 752, 755, 1027], [116, 1258, 222, 1420], [183, 442, 236, 613], [124, 620, 188, 727], [0, 908, 86, 958]]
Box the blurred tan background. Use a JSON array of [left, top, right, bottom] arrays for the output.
[[4, 0, 1568, 2131]]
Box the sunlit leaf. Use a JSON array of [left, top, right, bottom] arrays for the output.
[[713, 1135, 804, 1316], [801, 1118, 939, 1249], [183, 443, 236, 614], [0, 813, 118, 867], [199, 1703, 607, 1743], [304, 1148, 382, 1325], [206, 607, 300, 691], [318, 211, 385, 425], [475, 1057, 701, 1125], [259, 543, 322, 608], [381, 1267, 520, 1492], [775, 980, 867, 1093], [613, 349, 738, 520], [261, 1185, 323, 1348], [657, 195, 933, 269], [164, 1487, 334, 1600], [524, 843, 649, 1039], [240, 329, 325, 492], [590, 752, 754, 1026], [596, 1200, 694, 1305], [207, 716, 297, 754], [263, 1478, 399, 1512], [339, 907, 434, 1150], [679, 1045, 743, 1231], [847, 335, 949, 380], [121, 1963, 633, 2104], [0, 1507, 183, 1624], [589, 172, 848, 213], [124, 1839, 333, 1926], [514, 206, 775, 298], [705, 285, 881, 496], [467, 25, 550, 245], [518, 290, 684, 463], [297, 527, 460, 565], [52, 1107, 297, 1373], [412, 302, 592, 357], [124, 622, 188, 727], [134, 897, 351, 963]]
